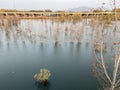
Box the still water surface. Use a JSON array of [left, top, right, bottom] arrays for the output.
[[0, 19, 102, 90]]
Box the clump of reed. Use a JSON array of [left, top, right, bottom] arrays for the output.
[[71, 14, 82, 21], [58, 14, 83, 23]]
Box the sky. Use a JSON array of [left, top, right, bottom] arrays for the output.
[[0, 0, 116, 11]]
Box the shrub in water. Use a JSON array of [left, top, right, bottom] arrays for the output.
[[34, 69, 51, 84]]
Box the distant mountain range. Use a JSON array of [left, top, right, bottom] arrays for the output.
[[67, 6, 109, 12], [67, 6, 92, 12]]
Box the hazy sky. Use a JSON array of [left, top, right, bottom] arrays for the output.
[[0, 0, 114, 10]]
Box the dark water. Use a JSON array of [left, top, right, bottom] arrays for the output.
[[0, 19, 109, 90]]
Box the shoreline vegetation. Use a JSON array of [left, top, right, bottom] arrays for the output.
[[0, 8, 120, 21], [0, 12, 120, 23]]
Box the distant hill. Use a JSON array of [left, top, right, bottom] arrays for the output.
[[67, 6, 92, 12], [67, 6, 110, 12]]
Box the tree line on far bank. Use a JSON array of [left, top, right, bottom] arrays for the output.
[[0, 8, 120, 12]]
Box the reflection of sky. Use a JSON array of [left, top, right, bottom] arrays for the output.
[[0, 0, 112, 10]]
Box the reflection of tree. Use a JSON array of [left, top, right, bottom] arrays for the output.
[[35, 81, 51, 90], [0, 32, 2, 48], [76, 22, 84, 44], [54, 22, 60, 44], [1, 17, 19, 30]]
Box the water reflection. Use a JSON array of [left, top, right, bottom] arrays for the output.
[[35, 82, 51, 90], [0, 19, 87, 49]]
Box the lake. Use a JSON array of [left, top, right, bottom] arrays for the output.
[[0, 19, 119, 90]]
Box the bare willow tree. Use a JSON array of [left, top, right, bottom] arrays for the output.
[[92, 0, 120, 90]]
